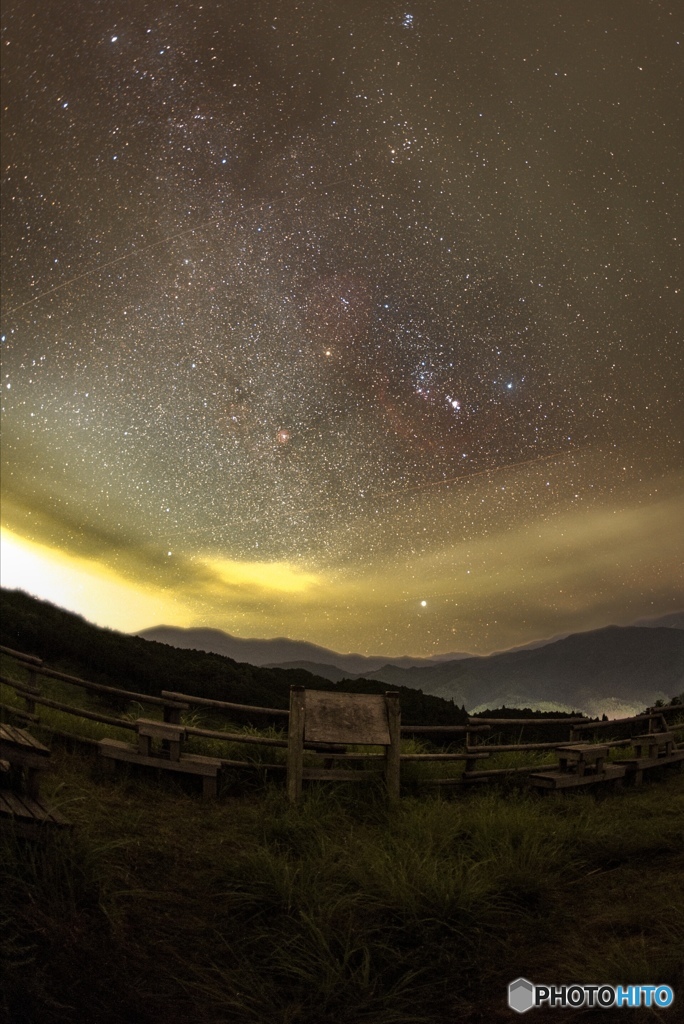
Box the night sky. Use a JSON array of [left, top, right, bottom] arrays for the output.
[[2, 0, 682, 655]]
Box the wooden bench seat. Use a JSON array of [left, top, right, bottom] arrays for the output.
[[135, 717, 186, 760], [99, 738, 221, 798], [530, 764, 626, 790], [0, 724, 70, 837], [555, 743, 609, 776], [614, 747, 684, 784], [629, 733, 675, 759], [0, 788, 72, 838], [0, 723, 52, 799]]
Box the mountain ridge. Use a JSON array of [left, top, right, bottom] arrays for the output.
[[137, 621, 684, 718]]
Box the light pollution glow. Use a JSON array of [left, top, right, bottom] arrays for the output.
[[2, 464, 682, 654]]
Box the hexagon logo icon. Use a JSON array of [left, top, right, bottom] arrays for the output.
[[509, 977, 535, 1013]]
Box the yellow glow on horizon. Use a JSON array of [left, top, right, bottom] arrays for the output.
[[0, 529, 192, 633], [203, 556, 322, 595]]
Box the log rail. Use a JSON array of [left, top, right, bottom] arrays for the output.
[[1, 644, 682, 792]]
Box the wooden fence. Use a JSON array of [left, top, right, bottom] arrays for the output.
[[1, 643, 682, 788]]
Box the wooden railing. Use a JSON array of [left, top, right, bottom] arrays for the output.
[[1, 644, 682, 784]]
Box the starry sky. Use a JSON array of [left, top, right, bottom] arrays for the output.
[[1, 0, 683, 656]]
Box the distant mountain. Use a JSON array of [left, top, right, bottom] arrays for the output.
[[0, 589, 467, 727], [335, 626, 683, 719], [136, 626, 471, 673], [631, 611, 684, 630], [136, 622, 684, 718]]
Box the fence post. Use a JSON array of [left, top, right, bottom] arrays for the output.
[[287, 686, 305, 804], [164, 703, 182, 725], [24, 668, 40, 715], [464, 723, 479, 774], [384, 692, 401, 803]]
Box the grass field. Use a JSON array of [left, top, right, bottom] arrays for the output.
[[2, 661, 684, 1023]]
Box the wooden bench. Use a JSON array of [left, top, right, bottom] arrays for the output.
[[0, 723, 71, 836], [0, 723, 52, 799], [615, 733, 684, 785], [135, 717, 186, 760], [556, 743, 609, 776], [530, 743, 626, 791], [630, 732, 675, 759], [99, 737, 221, 798]]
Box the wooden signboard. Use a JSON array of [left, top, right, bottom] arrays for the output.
[[303, 691, 391, 745]]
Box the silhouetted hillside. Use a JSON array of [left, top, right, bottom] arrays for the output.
[[0, 589, 466, 726]]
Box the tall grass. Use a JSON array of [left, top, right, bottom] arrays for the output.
[[3, 660, 683, 1023], [2, 741, 683, 1024]]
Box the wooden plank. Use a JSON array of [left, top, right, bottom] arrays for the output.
[[0, 723, 49, 751], [530, 765, 626, 789], [470, 717, 586, 725], [315, 752, 384, 759], [184, 724, 288, 747], [99, 740, 221, 776], [556, 744, 609, 756], [135, 718, 186, 741], [18, 793, 71, 825], [0, 664, 187, 708], [302, 768, 383, 782], [572, 713, 668, 731], [0, 790, 50, 822], [631, 732, 673, 743], [401, 724, 491, 734], [0, 684, 137, 731], [303, 690, 390, 745], [100, 739, 207, 768], [463, 763, 560, 779], [216, 758, 285, 770], [0, 746, 51, 772], [0, 789, 71, 828], [616, 751, 684, 770], [401, 752, 490, 761], [0, 645, 43, 664], [162, 690, 289, 718], [464, 745, 577, 753]]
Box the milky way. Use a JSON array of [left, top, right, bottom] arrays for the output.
[[2, 1, 682, 653]]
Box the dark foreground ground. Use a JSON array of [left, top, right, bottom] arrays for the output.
[[2, 739, 683, 1024]]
